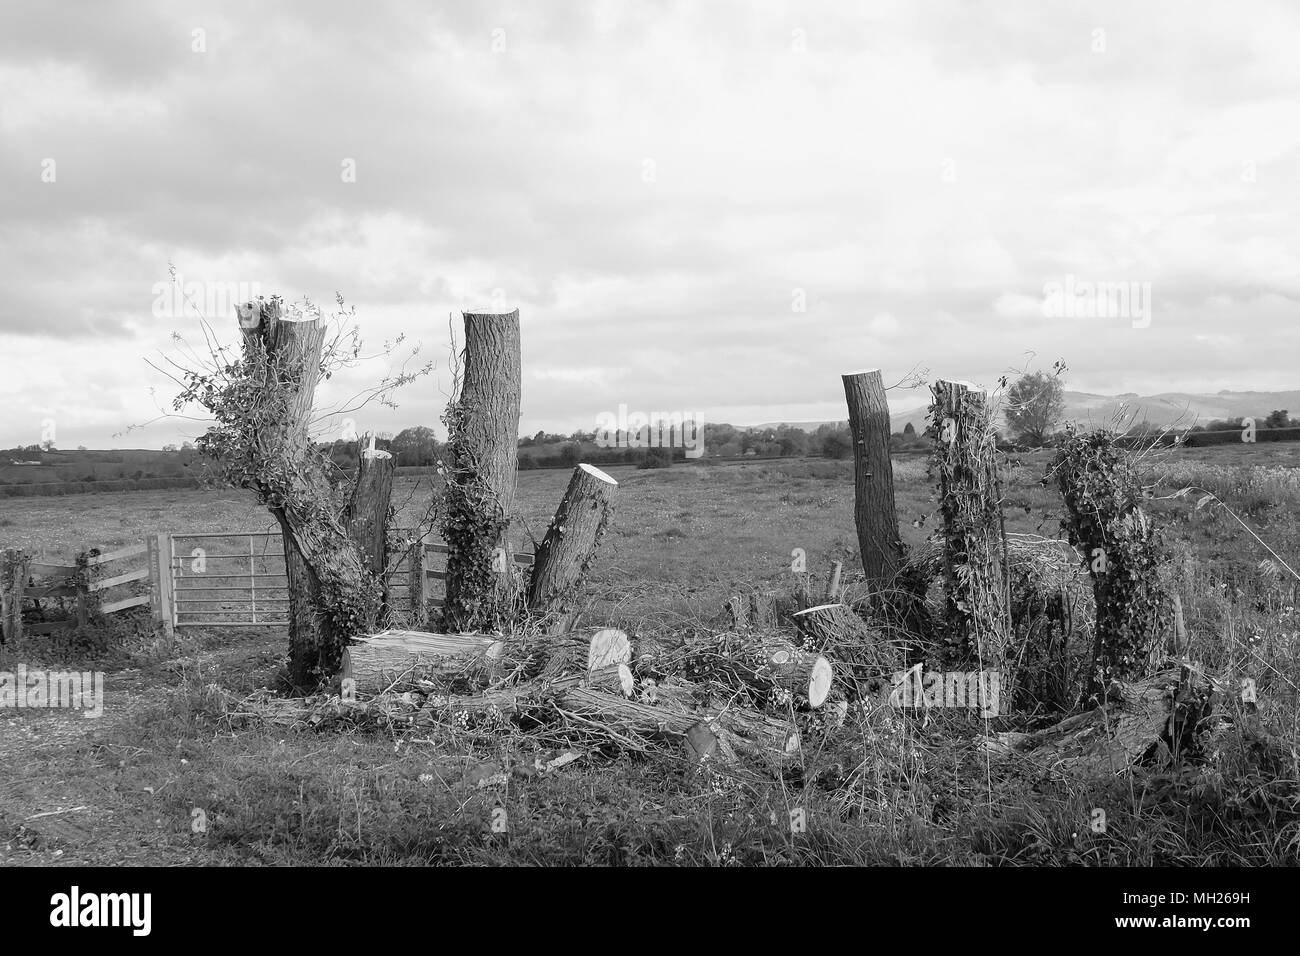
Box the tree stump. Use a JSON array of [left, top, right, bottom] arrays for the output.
[[527, 464, 619, 633], [842, 369, 903, 589], [930, 379, 1010, 673], [442, 309, 523, 631]]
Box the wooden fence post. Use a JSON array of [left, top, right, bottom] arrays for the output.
[[1, 548, 29, 644], [409, 537, 429, 628], [148, 533, 175, 638]]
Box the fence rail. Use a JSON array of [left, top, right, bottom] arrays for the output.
[[1, 541, 153, 639]]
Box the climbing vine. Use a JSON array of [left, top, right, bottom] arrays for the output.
[[166, 294, 429, 687], [438, 395, 519, 632], [1052, 424, 1170, 701], [925, 381, 1011, 671]]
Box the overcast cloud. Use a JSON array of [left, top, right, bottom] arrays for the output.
[[1, 0, 1297, 448]]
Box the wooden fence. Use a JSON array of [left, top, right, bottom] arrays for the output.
[[0, 532, 533, 642], [0, 542, 151, 640]]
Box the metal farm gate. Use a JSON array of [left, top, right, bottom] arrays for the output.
[[165, 531, 290, 629]]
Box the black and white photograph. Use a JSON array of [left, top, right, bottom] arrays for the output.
[[0, 0, 1292, 931]]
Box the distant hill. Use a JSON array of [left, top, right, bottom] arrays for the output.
[[747, 420, 845, 433], [749, 389, 1300, 436], [1050, 389, 1300, 433]]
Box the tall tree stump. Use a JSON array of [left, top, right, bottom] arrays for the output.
[[842, 369, 903, 590], [345, 442, 396, 623], [1054, 425, 1170, 701], [235, 297, 384, 689], [442, 309, 523, 631], [929, 379, 1010, 674]]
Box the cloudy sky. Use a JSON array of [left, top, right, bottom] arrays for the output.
[[1, 0, 1297, 449]]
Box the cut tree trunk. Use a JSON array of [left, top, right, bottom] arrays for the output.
[[793, 603, 858, 651], [342, 626, 633, 694], [342, 630, 506, 694], [983, 668, 1215, 776], [557, 684, 800, 764], [443, 310, 522, 631], [725, 589, 801, 632], [748, 591, 779, 630], [0, 549, 28, 644], [761, 642, 833, 708], [930, 379, 1010, 673], [345, 443, 395, 577], [527, 464, 619, 633], [842, 369, 903, 589], [793, 603, 898, 679], [344, 443, 396, 623], [587, 627, 631, 670], [457, 310, 522, 526], [236, 298, 381, 689]]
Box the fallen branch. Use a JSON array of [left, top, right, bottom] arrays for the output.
[[982, 667, 1216, 775]]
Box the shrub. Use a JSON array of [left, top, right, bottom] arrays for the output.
[[637, 447, 673, 470]]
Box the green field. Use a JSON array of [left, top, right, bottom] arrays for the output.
[[1, 441, 1298, 865]]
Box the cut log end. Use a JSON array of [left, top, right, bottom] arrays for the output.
[[797, 603, 843, 616], [587, 627, 631, 671], [808, 656, 833, 708], [578, 463, 618, 485]]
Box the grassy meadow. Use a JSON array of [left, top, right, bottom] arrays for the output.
[[1, 440, 1298, 865]]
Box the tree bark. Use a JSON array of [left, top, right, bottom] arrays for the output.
[[793, 603, 857, 651], [344, 443, 395, 624], [459, 310, 521, 523], [725, 595, 749, 629], [983, 668, 1210, 775], [443, 310, 522, 630], [791, 602, 899, 682], [842, 369, 903, 589], [760, 642, 833, 708], [236, 298, 380, 690], [527, 464, 619, 633], [342, 629, 505, 694]]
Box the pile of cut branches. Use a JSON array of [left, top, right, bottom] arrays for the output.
[[225, 622, 853, 771]]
